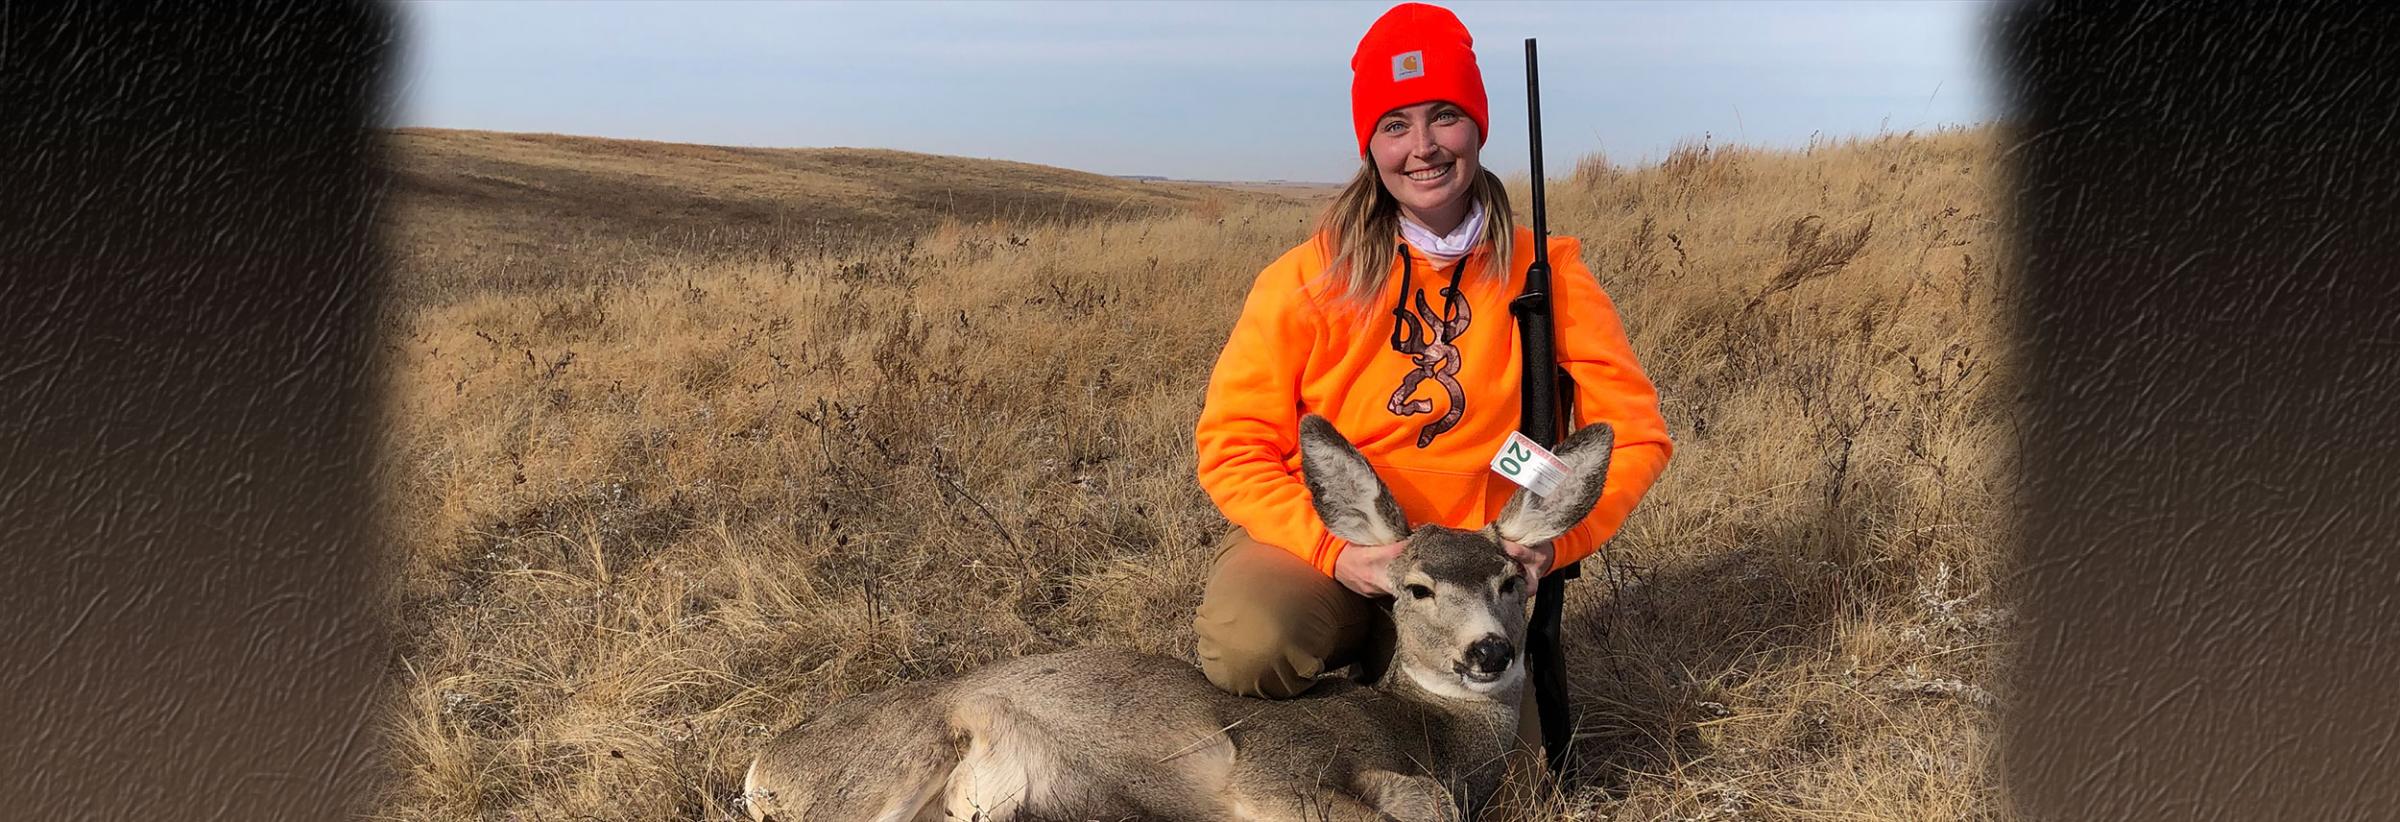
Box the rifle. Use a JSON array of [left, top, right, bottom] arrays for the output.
[[1507, 35, 1582, 786]]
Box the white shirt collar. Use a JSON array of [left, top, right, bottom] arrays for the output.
[[1397, 199, 1487, 269]]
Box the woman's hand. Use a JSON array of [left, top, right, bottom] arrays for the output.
[[1332, 540, 1408, 598], [1500, 539, 1554, 586]]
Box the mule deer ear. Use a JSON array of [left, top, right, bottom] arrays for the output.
[[1299, 415, 1408, 546], [1492, 422, 1616, 546]]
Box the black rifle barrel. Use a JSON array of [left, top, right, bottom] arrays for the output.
[[1510, 35, 1582, 786], [1524, 45, 1550, 290], [1514, 40, 1557, 447]]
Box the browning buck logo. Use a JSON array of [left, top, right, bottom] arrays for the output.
[[1387, 271, 1470, 448]]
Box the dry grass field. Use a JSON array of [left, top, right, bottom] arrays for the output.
[[383, 129, 1271, 307], [373, 125, 2018, 820]]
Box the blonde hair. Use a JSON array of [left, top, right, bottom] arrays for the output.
[[1313, 159, 1516, 314]]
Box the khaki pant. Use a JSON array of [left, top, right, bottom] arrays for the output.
[[1192, 530, 1546, 756]]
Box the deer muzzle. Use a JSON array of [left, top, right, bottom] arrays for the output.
[[1455, 634, 1515, 681]]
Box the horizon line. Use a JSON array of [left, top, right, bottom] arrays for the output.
[[385, 119, 2009, 187]]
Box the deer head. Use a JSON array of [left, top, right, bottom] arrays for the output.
[[1298, 414, 1615, 700]]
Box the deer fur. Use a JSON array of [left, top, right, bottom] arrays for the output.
[[743, 414, 1615, 822]]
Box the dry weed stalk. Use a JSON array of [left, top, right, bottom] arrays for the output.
[[1746, 214, 1876, 313]]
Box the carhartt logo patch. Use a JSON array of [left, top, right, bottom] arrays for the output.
[[1392, 50, 1424, 81]]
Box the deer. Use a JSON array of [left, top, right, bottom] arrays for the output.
[[742, 414, 1615, 822]]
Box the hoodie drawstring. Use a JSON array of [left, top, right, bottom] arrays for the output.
[[1388, 242, 1466, 350]]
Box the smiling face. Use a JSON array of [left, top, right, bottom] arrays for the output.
[[1367, 100, 1483, 234]]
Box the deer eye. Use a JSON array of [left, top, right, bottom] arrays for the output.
[[1405, 584, 1434, 600], [1500, 576, 1523, 595]]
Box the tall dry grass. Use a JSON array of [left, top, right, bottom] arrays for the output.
[[374, 125, 2015, 820]]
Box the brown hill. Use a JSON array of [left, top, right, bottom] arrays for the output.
[[381, 128, 1286, 305]]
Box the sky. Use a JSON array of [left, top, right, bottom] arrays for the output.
[[392, 1, 2003, 183]]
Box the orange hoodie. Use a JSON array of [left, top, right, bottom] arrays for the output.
[[1196, 224, 1673, 576]]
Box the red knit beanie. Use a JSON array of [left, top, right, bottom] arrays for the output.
[[1349, 3, 1489, 156]]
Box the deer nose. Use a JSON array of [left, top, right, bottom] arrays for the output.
[[1462, 635, 1514, 674]]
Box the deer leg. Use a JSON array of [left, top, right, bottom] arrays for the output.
[[1227, 791, 1412, 822], [941, 694, 1081, 822], [1229, 776, 1455, 822], [1352, 771, 1462, 822]]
